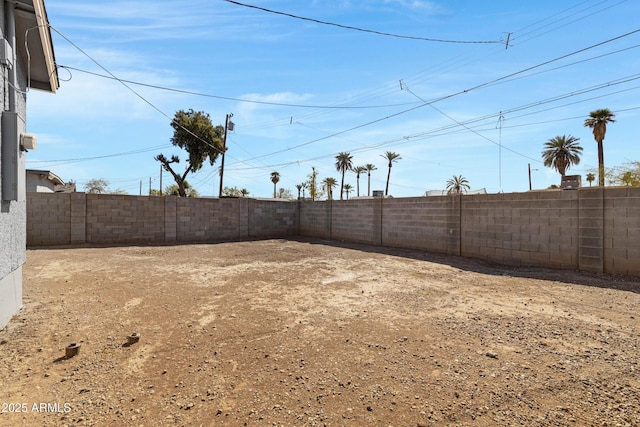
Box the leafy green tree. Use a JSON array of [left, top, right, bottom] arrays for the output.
[[584, 108, 616, 187], [607, 161, 640, 187], [307, 167, 323, 201], [343, 183, 353, 200], [620, 171, 638, 187], [335, 152, 353, 200], [446, 175, 470, 194], [541, 135, 583, 177], [364, 163, 377, 196], [83, 178, 127, 195], [586, 173, 595, 187], [222, 186, 244, 197], [270, 171, 280, 198], [84, 178, 110, 194], [353, 166, 366, 197], [165, 182, 199, 197], [155, 109, 224, 197], [322, 177, 338, 200], [277, 187, 294, 200], [381, 151, 401, 196]]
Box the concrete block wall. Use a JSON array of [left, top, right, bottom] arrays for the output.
[[176, 197, 241, 242], [331, 199, 380, 245], [248, 199, 298, 238], [86, 194, 165, 244], [578, 188, 605, 272], [461, 191, 579, 269], [27, 192, 71, 246], [299, 201, 331, 238], [382, 196, 460, 254], [27, 194, 299, 246], [604, 188, 640, 276], [26, 189, 640, 276]]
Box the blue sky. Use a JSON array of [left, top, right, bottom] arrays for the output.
[[27, 0, 640, 197]]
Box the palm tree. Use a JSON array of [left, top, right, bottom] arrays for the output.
[[541, 135, 583, 178], [322, 177, 338, 200], [353, 166, 366, 197], [295, 184, 303, 200], [584, 108, 616, 187], [446, 175, 470, 194], [335, 152, 354, 200], [270, 171, 280, 198], [364, 163, 377, 196], [381, 152, 401, 196], [240, 188, 249, 197], [343, 183, 353, 200], [586, 173, 595, 187]]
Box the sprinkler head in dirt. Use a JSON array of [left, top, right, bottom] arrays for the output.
[[127, 333, 140, 345], [65, 342, 81, 358]]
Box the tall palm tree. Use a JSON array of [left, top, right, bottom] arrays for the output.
[[335, 152, 353, 200], [586, 173, 595, 187], [381, 152, 401, 196], [270, 171, 280, 198], [446, 175, 470, 194], [322, 177, 338, 200], [352, 166, 366, 197], [343, 183, 353, 200], [240, 188, 249, 197], [584, 108, 616, 186], [541, 135, 583, 178], [295, 184, 303, 200], [364, 163, 377, 196]]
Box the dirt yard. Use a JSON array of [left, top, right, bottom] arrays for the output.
[[1, 238, 639, 426]]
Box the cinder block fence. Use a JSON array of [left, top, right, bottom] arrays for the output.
[[27, 188, 640, 276]]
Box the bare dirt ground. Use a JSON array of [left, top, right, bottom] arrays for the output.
[[1, 238, 639, 427]]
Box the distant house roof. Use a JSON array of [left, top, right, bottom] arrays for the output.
[[14, 0, 59, 93], [26, 170, 75, 192], [26, 169, 63, 185]]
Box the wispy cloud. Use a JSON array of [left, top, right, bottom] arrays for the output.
[[48, 0, 293, 44], [382, 0, 449, 14]]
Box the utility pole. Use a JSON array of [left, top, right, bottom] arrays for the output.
[[218, 113, 233, 198]]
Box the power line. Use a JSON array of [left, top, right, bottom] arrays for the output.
[[27, 144, 173, 165], [226, 29, 640, 167], [511, 0, 629, 45], [49, 25, 261, 172], [57, 65, 420, 110], [226, 79, 640, 173], [222, 0, 503, 44]]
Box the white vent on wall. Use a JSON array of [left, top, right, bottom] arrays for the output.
[[21, 133, 37, 150]]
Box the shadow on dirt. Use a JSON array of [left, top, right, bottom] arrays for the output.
[[292, 237, 640, 295], [27, 236, 640, 295]]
